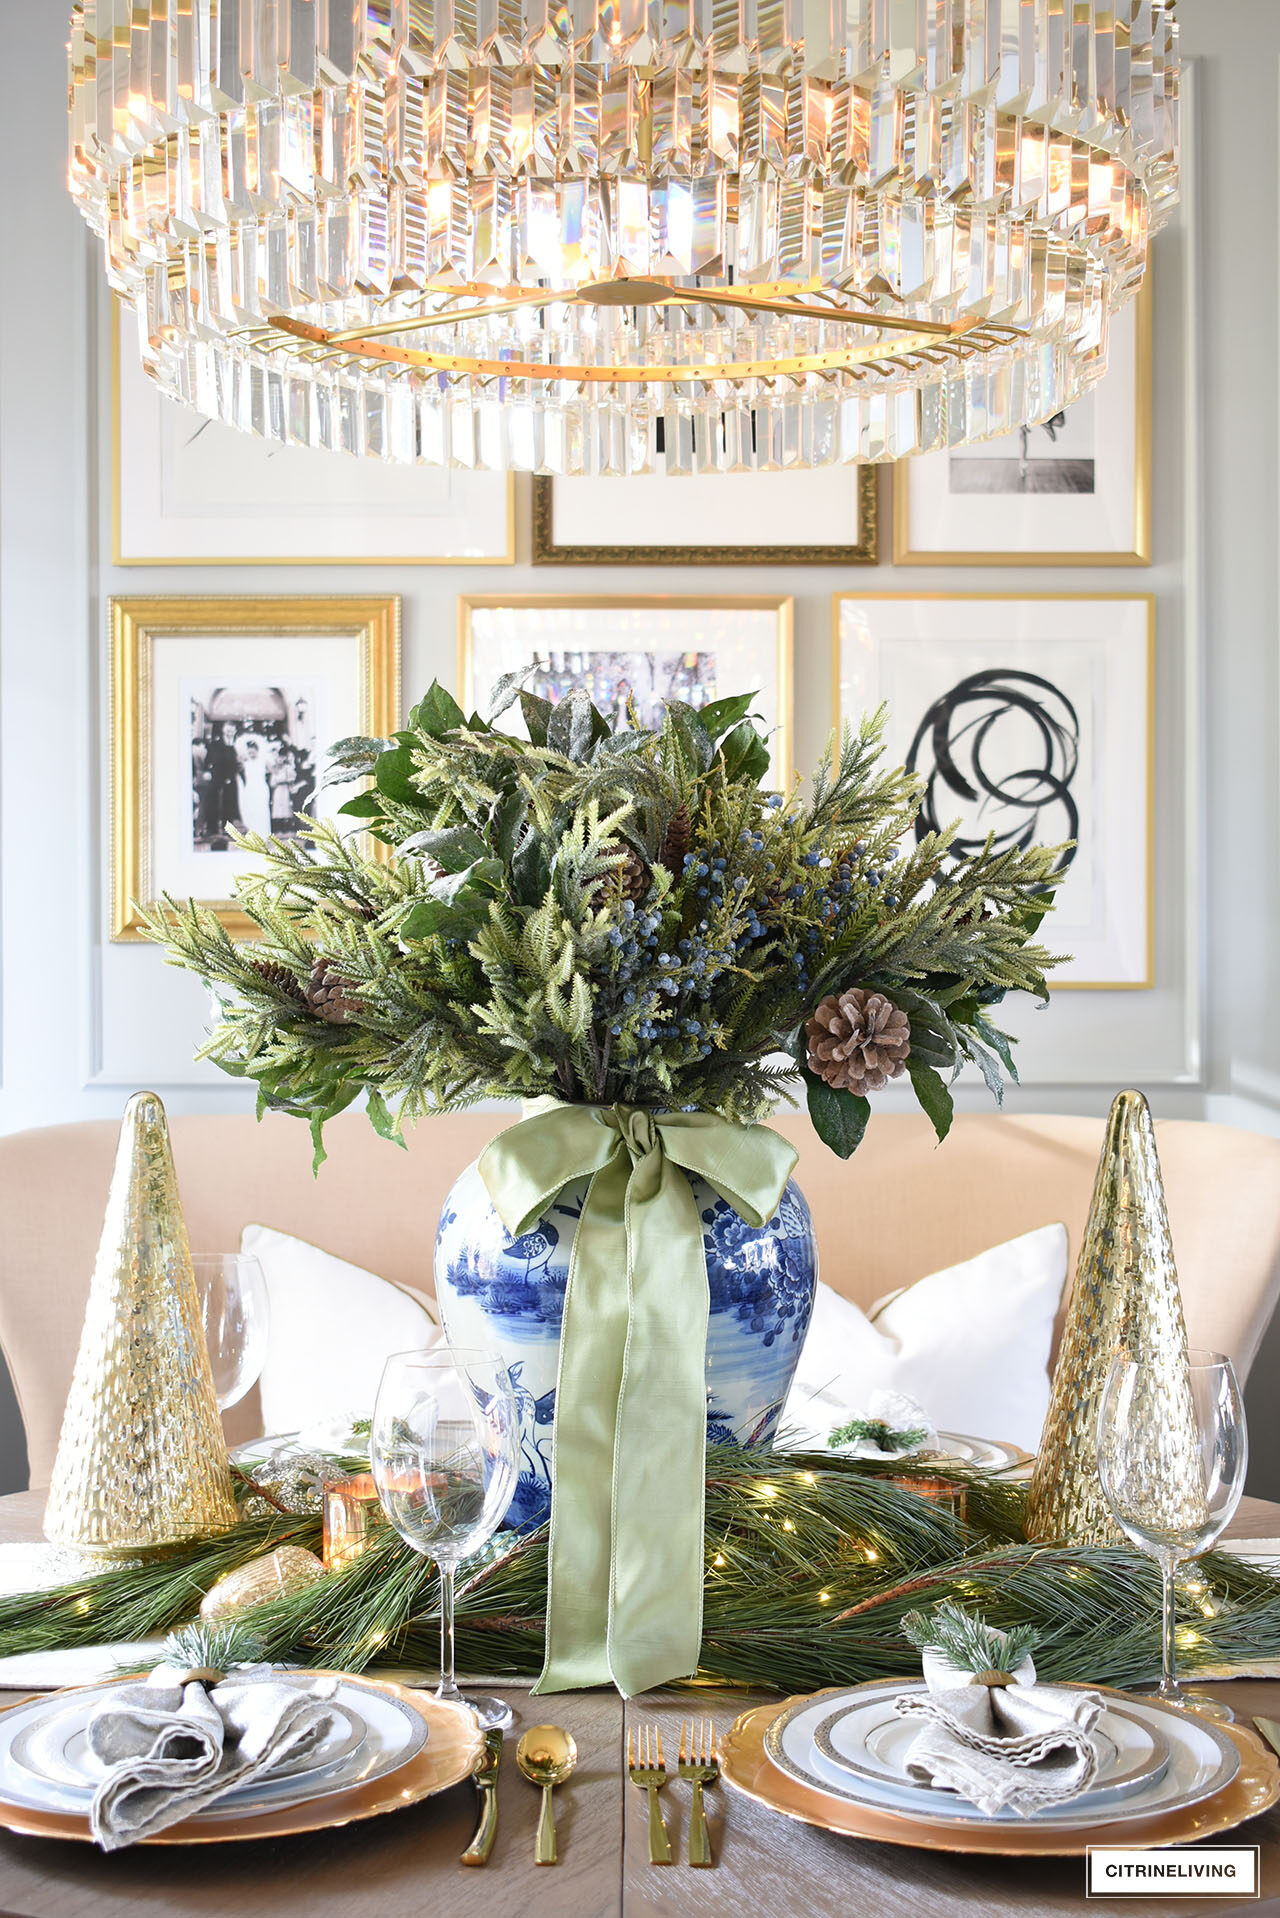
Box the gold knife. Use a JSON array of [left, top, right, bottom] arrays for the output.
[[461, 1730, 503, 1866], [1253, 1716, 1280, 1760]]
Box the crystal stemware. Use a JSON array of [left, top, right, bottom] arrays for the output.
[[371, 1347, 520, 1732], [190, 1253, 270, 1413], [1097, 1348, 1248, 1722]]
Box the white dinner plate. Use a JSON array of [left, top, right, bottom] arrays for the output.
[[810, 1693, 1168, 1813], [763, 1681, 1240, 1831], [930, 1434, 1029, 1471], [0, 1674, 428, 1821], [10, 1697, 366, 1798]]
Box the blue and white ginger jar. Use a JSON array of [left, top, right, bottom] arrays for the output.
[[434, 1157, 819, 1528]]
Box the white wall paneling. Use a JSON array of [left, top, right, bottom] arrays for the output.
[[3, 4, 1280, 1488]]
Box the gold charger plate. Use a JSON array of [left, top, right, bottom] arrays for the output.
[[721, 1687, 1280, 1857], [0, 1673, 483, 1846]]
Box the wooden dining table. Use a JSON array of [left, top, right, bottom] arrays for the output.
[[0, 1489, 1277, 1918]]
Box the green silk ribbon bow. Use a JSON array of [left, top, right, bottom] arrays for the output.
[[479, 1099, 797, 1697]]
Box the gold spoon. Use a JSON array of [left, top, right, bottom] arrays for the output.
[[516, 1724, 578, 1866]]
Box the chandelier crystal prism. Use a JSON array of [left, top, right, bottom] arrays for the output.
[[69, 1, 1179, 475]]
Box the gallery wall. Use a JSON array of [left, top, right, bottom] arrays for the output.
[[0, 2, 1277, 1493]]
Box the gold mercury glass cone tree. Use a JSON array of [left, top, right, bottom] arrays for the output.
[[43, 1091, 239, 1552], [1025, 1089, 1205, 1548]]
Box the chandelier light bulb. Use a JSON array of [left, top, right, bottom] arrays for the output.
[[68, 0, 1179, 475]]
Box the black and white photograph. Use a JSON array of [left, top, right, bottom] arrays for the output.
[[460, 596, 794, 787], [836, 594, 1153, 988], [186, 682, 318, 853], [946, 402, 1097, 497], [893, 289, 1150, 563]]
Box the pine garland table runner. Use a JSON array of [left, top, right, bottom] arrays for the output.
[[4, 1452, 1280, 1695]]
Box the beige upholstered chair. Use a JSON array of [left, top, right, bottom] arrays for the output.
[[2, 1108, 1278, 1491]]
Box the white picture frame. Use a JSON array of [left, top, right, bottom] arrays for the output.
[[892, 288, 1151, 566], [111, 306, 514, 566], [834, 594, 1154, 990], [460, 595, 795, 788]]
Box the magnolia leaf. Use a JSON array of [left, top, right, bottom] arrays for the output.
[[964, 1037, 1007, 1107], [321, 737, 389, 788], [396, 825, 488, 872], [410, 683, 466, 740], [906, 1055, 954, 1143], [512, 825, 551, 906], [695, 692, 758, 742], [663, 701, 716, 773], [365, 1090, 406, 1149], [399, 900, 466, 941], [519, 691, 553, 746], [803, 1069, 870, 1159], [337, 790, 383, 820], [971, 1012, 1020, 1083], [546, 689, 605, 762], [719, 719, 771, 787], [493, 789, 528, 864], [373, 739, 420, 805], [487, 668, 531, 722]]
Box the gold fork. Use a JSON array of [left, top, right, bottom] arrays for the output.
[[678, 1718, 719, 1868], [627, 1722, 673, 1865]]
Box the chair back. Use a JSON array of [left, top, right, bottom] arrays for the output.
[[1, 1107, 1276, 1488]]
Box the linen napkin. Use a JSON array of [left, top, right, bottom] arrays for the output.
[[82, 1662, 340, 1849], [894, 1647, 1104, 1818]]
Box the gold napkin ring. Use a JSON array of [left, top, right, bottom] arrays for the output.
[[974, 1669, 1016, 1689]]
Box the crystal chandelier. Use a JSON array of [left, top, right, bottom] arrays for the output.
[[69, 2, 1179, 475]]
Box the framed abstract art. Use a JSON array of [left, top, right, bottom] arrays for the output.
[[891, 286, 1152, 566], [459, 594, 794, 788], [834, 593, 1154, 989], [110, 595, 400, 940]]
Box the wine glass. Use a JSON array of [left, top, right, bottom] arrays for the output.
[[1097, 1348, 1248, 1721], [190, 1254, 270, 1412], [371, 1347, 520, 1731]]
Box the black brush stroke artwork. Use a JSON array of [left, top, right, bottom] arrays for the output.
[[905, 668, 1079, 876]]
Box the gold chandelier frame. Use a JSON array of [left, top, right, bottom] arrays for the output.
[[263, 285, 1024, 386]]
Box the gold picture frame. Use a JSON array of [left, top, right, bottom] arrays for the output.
[[891, 282, 1153, 567], [111, 304, 515, 567], [531, 467, 878, 565], [459, 593, 795, 789], [832, 591, 1155, 991], [110, 595, 401, 942]]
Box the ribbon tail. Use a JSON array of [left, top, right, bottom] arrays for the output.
[[607, 1151, 708, 1697], [534, 1154, 631, 1693]]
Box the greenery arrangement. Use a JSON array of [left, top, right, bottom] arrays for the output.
[[829, 1417, 929, 1453], [902, 1601, 1041, 1677], [4, 1450, 1278, 1696], [142, 682, 1065, 1162]]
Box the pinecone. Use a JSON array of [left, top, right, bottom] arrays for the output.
[[249, 959, 306, 1005], [659, 803, 692, 874], [805, 987, 911, 1096], [590, 842, 650, 911], [306, 960, 364, 1025]]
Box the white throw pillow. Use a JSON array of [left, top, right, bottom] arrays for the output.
[[241, 1223, 440, 1434], [782, 1223, 1068, 1454]]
